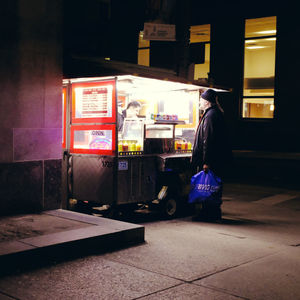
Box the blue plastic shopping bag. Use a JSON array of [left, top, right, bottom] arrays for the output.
[[188, 170, 222, 204]]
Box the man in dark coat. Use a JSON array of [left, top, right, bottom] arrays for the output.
[[191, 89, 231, 221]]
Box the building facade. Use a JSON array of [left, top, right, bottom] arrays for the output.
[[138, 1, 300, 152], [0, 0, 62, 215]]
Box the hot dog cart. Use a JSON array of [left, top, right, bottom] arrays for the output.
[[62, 75, 214, 218]]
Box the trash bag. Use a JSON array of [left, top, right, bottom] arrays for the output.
[[188, 170, 222, 204]]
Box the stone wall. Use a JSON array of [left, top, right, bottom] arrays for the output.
[[0, 0, 62, 215]]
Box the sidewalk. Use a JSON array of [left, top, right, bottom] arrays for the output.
[[0, 183, 300, 299], [0, 209, 144, 276]]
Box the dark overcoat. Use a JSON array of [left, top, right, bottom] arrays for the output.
[[191, 105, 231, 177]]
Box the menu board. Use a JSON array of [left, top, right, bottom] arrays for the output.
[[72, 80, 116, 124], [70, 125, 116, 155]]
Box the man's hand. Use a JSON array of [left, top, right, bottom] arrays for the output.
[[203, 164, 210, 173]]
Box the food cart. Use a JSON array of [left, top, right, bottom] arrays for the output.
[[62, 74, 220, 218]]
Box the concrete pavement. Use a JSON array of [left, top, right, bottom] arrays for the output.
[[0, 182, 300, 299], [0, 209, 144, 276]]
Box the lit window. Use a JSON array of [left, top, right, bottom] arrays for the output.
[[242, 16, 276, 119], [189, 24, 210, 80], [138, 31, 150, 66]]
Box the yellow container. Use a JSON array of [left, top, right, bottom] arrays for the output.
[[174, 141, 178, 150], [118, 143, 123, 152], [129, 142, 136, 152]]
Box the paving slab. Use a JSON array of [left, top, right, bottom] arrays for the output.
[[0, 241, 35, 256], [139, 283, 243, 299], [196, 247, 300, 300], [103, 220, 284, 282], [0, 209, 144, 276], [0, 256, 180, 300], [45, 209, 141, 230], [0, 212, 91, 243]]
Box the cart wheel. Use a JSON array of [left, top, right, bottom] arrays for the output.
[[162, 197, 178, 218], [104, 205, 119, 219]]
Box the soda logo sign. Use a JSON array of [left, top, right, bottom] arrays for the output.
[[92, 131, 105, 136], [102, 160, 114, 168]]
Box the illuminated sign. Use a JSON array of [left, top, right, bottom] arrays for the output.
[[70, 125, 116, 155], [72, 80, 116, 124]]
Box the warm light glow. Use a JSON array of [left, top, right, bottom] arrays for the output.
[[270, 104, 274, 111], [246, 46, 266, 49], [190, 24, 210, 43], [265, 37, 276, 41], [256, 30, 276, 35]]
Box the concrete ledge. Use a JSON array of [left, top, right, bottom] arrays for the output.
[[0, 210, 144, 276]]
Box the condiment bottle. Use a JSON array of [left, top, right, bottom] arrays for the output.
[[118, 142, 123, 152], [130, 142, 136, 152], [177, 141, 182, 150], [174, 141, 178, 150], [123, 142, 128, 152]]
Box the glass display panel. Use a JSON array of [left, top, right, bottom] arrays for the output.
[[119, 118, 144, 154], [117, 77, 199, 129], [145, 124, 173, 139]]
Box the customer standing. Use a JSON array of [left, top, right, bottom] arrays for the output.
[[191, 89, 231, 221]]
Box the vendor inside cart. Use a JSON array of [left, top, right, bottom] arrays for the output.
[[118, 100, 142, 131]]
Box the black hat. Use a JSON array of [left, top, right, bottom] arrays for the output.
[[201, 89, 217, 103]]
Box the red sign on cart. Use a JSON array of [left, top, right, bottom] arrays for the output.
[[70, 125, 116, 155], [62, 87, 67, 149], [72, 80, 116, 124]]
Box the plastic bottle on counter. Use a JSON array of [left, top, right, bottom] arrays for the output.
[[129, 142, 136, 152], [136, 143, 141, 151], [177, 141, 182, 150], [187, 142, 192, 150], [118, 142, 123, 152], [123, 142, 128, 152]]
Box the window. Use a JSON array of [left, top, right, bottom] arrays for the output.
[[242, 16, 277, 119], [138, 31, 150, 66], [189, 24, 210, 80]]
